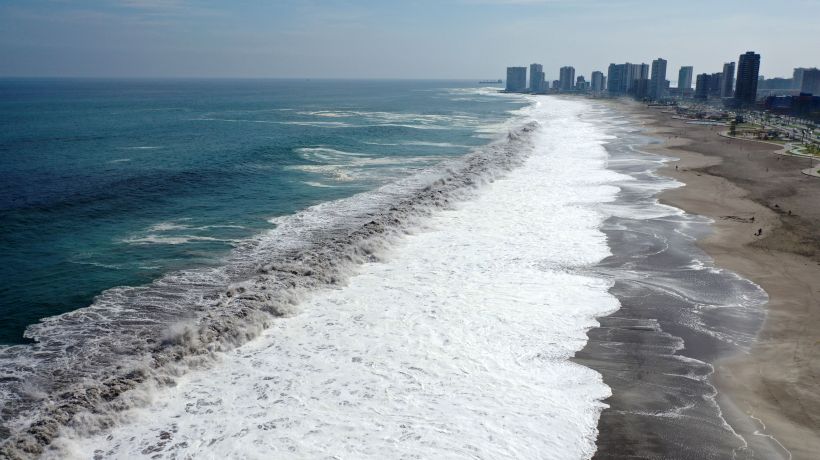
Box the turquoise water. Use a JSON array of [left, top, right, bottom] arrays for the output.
[[0, 79, 516, 343]]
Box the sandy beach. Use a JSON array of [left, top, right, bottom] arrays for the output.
[[637, 105, 820, 459]]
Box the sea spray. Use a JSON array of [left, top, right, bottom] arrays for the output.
[[51, 97, 626, 459], [0, 114, 540, 458]]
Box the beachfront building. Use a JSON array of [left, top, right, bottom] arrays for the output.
[[626, 63, 649, 96], [575, 76, 590, 92], [735, 51, 761, 105], [506, 67, 527, 92], [607, 62, 649, 98], [607, 63, 627, 95], [591, 71, 605, 93], [709, 72, 724, 99], [529, 63, 546, 93], [799, 68, 820, 95], [695, 73, 711, 99], [793, 67, 816, 90], [649, 58, 668, 100], [678, 66, 694, 96], [721, 62, 736, 98], [559, 66, 576, 92], [633, 78, 650, 99], [552, 80, 560, 90]]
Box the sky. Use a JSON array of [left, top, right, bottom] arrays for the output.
[[1, 0, 818, 80]]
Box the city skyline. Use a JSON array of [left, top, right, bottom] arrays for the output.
[[1, 0, 818, 79], [501, 49, 820, 112]]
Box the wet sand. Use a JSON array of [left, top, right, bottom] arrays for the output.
[[645, 107, 820, 460], [585, 101, 820, 459]]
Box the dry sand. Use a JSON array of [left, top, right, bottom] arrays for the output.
[[637, 106, 820, 459]]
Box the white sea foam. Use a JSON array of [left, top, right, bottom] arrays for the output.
[[297, 110, 479, 127], [123, 235, 238, 245], [361, 141, 401, 146], [196, 110, 487, 131], [276, 120, 355, 128], [55, 98, 626, 459], [148, 221, 192, 232], [295, 147, 369, 160], [444, 87, 514, 98], [402, 141, 470, 148], [287, 165, 356, 182], [196, 118, 355, 128], [288, 153, 446, 183], [143, 221, 246, 234], [301, 181, 337, 188]]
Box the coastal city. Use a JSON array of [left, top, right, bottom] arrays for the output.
[[502, 53, 820, 160], [2, 0, 820, 458]]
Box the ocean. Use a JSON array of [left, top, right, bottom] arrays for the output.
[[0, 79, 512, 344], [0, 80, 769, 458]]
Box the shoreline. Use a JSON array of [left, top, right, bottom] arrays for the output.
[[576, 101, 771, 459], [624, 102, 820, 458]]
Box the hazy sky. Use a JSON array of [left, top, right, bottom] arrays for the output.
[[1, 0, 818, 80]]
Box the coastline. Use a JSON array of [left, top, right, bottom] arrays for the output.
[[596, 101, 820, 459], [4, 89, 816, 458], [576, 101, 769, 459]]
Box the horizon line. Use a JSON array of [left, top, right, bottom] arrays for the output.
[[0, 76, 508, 81]]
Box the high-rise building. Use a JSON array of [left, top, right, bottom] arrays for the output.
[[591, 71, 605, 92], [607, 63, 627, 95], [625, 63, 649, 94], [633, 78, 650, 99], [552, 80, 560, 90], [506, 67, 527, 92], [649, 58, 668, 100], [709, 72, 724, 98], [678, 66, 693, 94], [559, 66, 576, 92], [695, 73, 711, 99], [799, 68, 820, 95], [721, 62, 736, 98], [793, 67, 815, 90], [529, 63, 546, 93], [607, 62, 649, 97], [734, 51, 761, 105]]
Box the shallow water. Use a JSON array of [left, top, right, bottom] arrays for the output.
[[576, 112, 775, 459]]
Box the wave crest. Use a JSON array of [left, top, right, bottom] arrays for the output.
[[0, 117, 540, 458]]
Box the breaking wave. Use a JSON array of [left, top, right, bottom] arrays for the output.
[[0, 101, 543, 458]]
